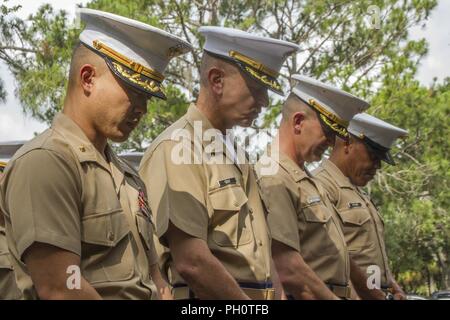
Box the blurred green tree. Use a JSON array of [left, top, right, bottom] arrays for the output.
[[0, 0, 447, 293]]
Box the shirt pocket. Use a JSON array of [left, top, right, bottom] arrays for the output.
[[208, 184, 253, 247], [0, 231, 14, 271], [80, 209, 134, 284], [0, 252, 13, 271], [301, 202, 339, 256], [303, 202, 332, 223], [337, 208, 371, 226], [336, 207, 372, 251]]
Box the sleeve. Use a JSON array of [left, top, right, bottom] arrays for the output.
[[5, 149, 81, 260], [258, 175, 301, 253], [139, 141, 209, 246], [146, 237, 159, 266]]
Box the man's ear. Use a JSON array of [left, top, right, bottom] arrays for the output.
[[344, 137, 352, 154], [208, 67, 225, 96], [79, 64, 96, 94], [292, 112, 306, 134]]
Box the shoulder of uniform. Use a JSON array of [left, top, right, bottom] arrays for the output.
[[11, 129, 77, 166], [313, 163, 336, 184], [11, 130, 51, 160], [311, 165, 325, 177], [314, 170, 334, 186], [257, 168, 293, 195], [141, 136, 182, 165], [255, 156, 287, 178], [143, 115, 190, 154], [6, 145, 80, 186], [314, 174, 340, 204]]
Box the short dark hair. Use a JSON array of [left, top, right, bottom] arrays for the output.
[[199, 51, 238, 87], [281, 93, 314, 123], [67, 42, 106, 90]]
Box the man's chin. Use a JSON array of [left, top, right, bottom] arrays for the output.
[[235, 119, 253, 128], [309, 150, 325, 162], [353, 177, 370, 187], [109, 132, 130, 143], [363, 176, 374, 185]]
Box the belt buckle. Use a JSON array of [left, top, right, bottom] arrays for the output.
[[344, 286, 352, 299], [382, 287, 395, 300], [327, 283, 352, 299], [265, 288, 275, 300], [385, 292, 395, 300], [172, 286, 189, 300]]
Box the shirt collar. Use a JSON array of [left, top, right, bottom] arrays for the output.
[[52, 113, 100, 163], [266, 143, 308, 182], [321, 158, 354, 188], [186, 103, 216, 133], [185, 103, 248, 165], [51, 113, 137, 178]]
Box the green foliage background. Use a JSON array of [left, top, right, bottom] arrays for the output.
[[0, 0, 447, 295]]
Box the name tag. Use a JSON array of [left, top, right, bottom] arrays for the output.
[[307, 195, 321, 205], [218, 177, 237, 188], [348, 202, 362, 209]]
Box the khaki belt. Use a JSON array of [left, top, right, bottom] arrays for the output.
[[172, 285, 275, 300], [326, 283, 352, 299]]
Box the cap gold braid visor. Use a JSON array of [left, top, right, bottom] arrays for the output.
[[91, 40, 166, 99], [354, 132, 395, 165], [228, 50, 283, 95], [0, 161, 6, 173], [307, 98, 349, 139]]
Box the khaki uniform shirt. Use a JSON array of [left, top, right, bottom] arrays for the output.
[[255, 149, 350, 287], [0, 113, 158, 299], [139, 104, 272, 288], [313, 159, 391, 286], [0, 222, 21, 299]]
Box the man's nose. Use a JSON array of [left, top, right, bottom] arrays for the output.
[[256, 89, 269, 109], [133, 100, 148, 116], [261, 90, 269, 108], [374, 158, 382, 170]]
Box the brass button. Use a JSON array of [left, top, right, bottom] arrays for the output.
[[258, 240, 263, 246], [79, 145, 86, 152], [107, 231, 115, 241]]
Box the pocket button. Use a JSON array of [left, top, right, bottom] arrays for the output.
[[107, 231, 115, 241]]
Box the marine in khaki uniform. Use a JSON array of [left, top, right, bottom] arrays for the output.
[[139, 27, 299, 299], [0, 161, 21, 299], [313, 113, 408, 300], [256, 75, 388, 300], [0, 9, 192, 299]]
